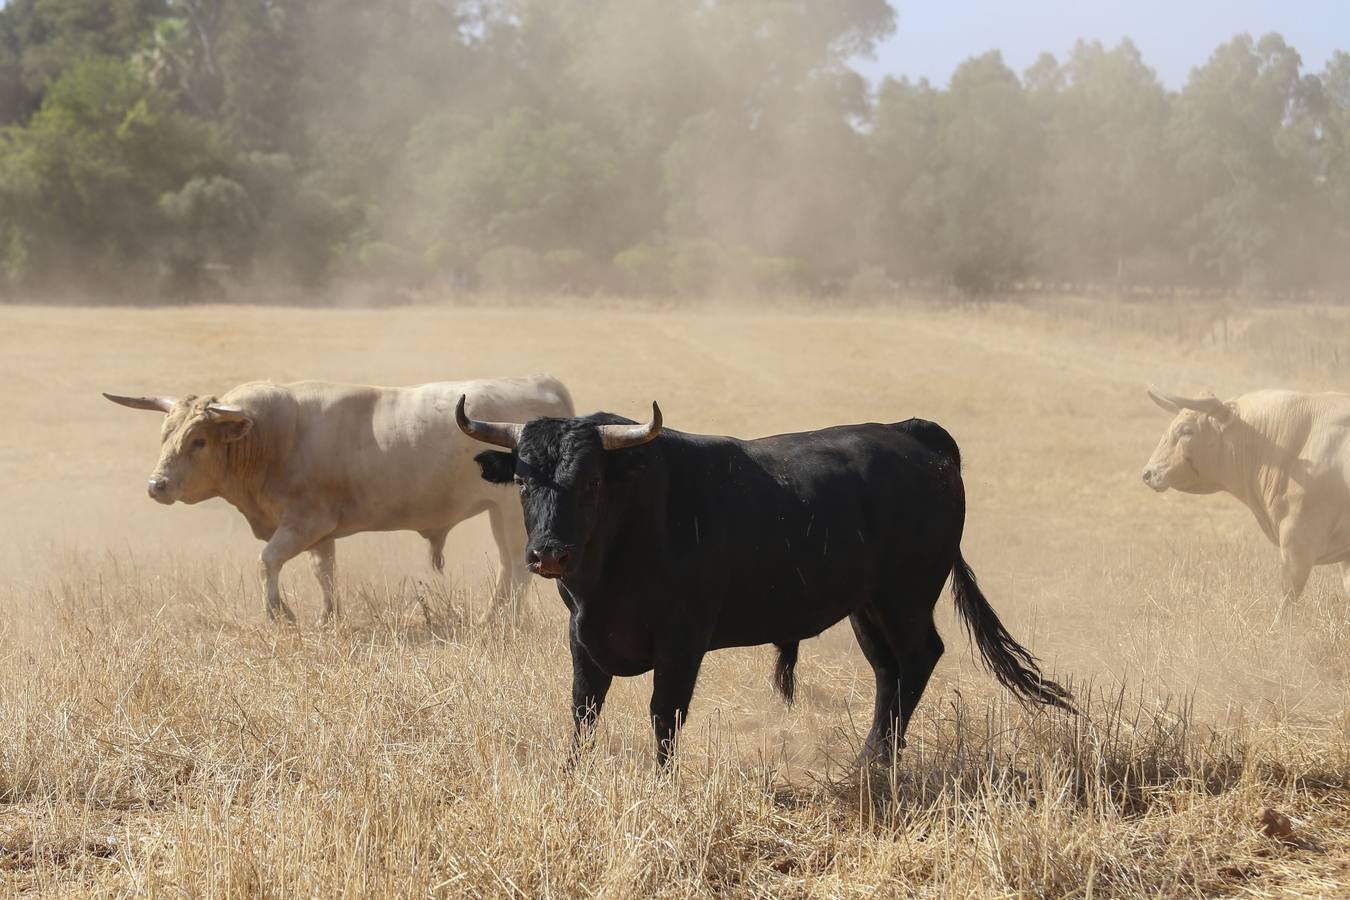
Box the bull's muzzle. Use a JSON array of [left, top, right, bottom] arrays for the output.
[[1140, 468, 1166, 491], [527, 546, 574, 578], [148, 474, 174, 504]]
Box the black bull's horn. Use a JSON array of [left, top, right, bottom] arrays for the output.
[[455, 395, 663, 451], [597, 402, 663, 450], [455, 395, 524, 449]]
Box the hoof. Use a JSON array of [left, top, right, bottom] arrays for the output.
[[268, 603, 298, 625], [857, 736, 905, 771]]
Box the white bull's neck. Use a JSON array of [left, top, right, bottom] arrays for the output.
[[213, 430, 283, 536], [1202, 405, 1305, 545]]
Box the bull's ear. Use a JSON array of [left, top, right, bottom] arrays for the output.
[[474, 450, 516, 484], [206, 403, 252, 441], [217, 418, 253, 442], [1210, 401, 1237, 425]]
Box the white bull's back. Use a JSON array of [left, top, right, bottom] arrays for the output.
[[224, 376, 571, 538], [1232, 390, 1350, 567]]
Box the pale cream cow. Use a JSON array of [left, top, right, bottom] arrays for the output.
[[1142, 387, 1350, 625], [105, 376, 573, 624]]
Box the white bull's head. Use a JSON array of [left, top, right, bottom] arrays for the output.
[[1141, 388, 1234, 494], [104, 393, 253, 504]]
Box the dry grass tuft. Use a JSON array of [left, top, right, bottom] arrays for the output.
[[0, 558, 1341, 897]]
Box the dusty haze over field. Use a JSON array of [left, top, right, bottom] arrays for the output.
[[0, 298, 1346, 895], [5, 299, 1347, 705]]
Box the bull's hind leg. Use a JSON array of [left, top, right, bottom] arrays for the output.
[[849, 610, 902, 766], [876, 574, 948, 742], [896, 623, 943, 738], [309, 538, 339, 625]]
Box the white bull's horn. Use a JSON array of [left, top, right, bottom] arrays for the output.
[[597, 402, 663, 450], [1146, 387, 1181, 413], [455, 395, 523, 449], [1148, 387, 1226, 416], [205, 402, 248, 422], [103, 392, 176, 413]]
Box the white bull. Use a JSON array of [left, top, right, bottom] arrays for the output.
[[104, 376, 574, 624], [1142, 387, 1350, 625]]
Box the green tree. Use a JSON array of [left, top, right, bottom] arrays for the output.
[[1035, 40, 1174, 284], [0, 0, 167, 124], [1317, 52, 1350, 287], [934, 52, 1043, 291], [866, 76, 943, 280], [406, 107, 622, 271], [1171, 33, 1317, 287], [0, 56, 227, 290], [158, 174, 255, 293]]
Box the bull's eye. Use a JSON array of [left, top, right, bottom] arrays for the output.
[[191, 437, 207, 450]]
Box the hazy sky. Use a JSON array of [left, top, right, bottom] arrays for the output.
[[857, 0, 1347, 87]]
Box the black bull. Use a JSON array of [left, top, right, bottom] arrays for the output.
[[456, 398, 1073, 767]]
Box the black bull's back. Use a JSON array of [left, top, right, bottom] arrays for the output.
[[627, 419, 966, 652]]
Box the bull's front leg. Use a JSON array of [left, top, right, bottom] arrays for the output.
[[568, 624, 613, 766], [1273, 531, 1313, 628], [650, 652, 705, 769], [259, 514, 335, 624]]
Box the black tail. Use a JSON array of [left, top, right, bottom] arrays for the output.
[[951, 551, 1074, 711], [773, 641, 799, 704]]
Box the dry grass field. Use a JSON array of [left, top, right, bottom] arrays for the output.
[[0, 297, 1347, 897]]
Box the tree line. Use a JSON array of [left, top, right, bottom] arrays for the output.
[[1, 0, 1347, 301]]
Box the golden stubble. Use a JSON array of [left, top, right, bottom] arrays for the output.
[[0, 296, 1346, 897]]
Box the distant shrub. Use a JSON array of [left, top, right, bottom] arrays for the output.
[[846, 265, 895, 299], [612, 244, 672, 295], [668, 239, 727, 296], [157, 177, 258, 297], [664, 242, 813, 298], [478, 246, 542, 293], [541, 249, 598, 294], [747, 256, 812, 296], [1, 226, 30, 290], [354, 242, 426, 284]]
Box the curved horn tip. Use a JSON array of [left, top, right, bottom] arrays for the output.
[[596, 403, 664, 450], [103, 392, 176, 413], [455, 395, 523, 449], [453, 394, 473, 436], [1146, 387, 1181, 413]]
